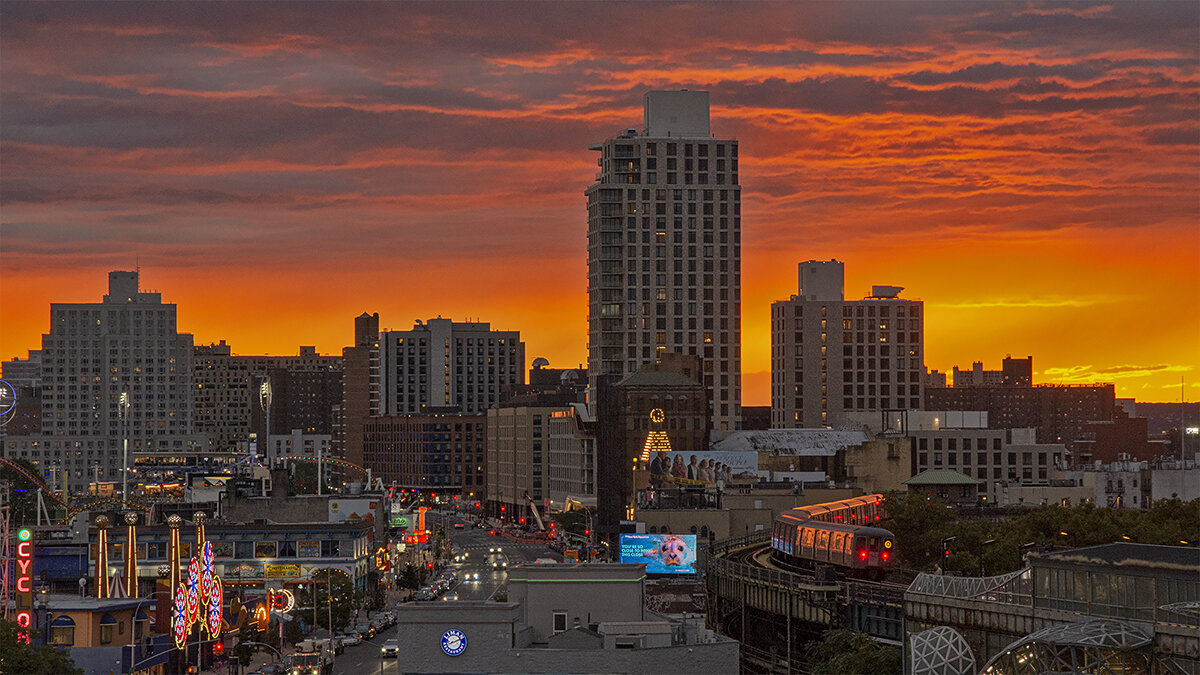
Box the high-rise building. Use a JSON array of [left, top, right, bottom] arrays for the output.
[[595, 354, 710, 539], [586, 90, 741, 431], [377, 318, 524, 416], [192, 342, 341, 454], [333, 312, 379, 469], [2, 271, 204, 492], [362, 411, 485, 497], [771, 260, 925, 428]]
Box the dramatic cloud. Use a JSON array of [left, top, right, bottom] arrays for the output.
[[2, 1, 1197, 404]]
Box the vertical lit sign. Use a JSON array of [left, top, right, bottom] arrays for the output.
[[16, 528, 34, 643]]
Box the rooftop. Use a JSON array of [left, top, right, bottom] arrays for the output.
[[712, 428, 870, 456], [616, 370, 701, 388], [1040, 543, 1200, 570], [903, 469, 983, 486]]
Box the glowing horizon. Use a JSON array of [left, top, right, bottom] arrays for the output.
[[1, 2, 1197, 405]]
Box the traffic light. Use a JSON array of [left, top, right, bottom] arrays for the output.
[[187, 667, 198, 674], [213, 641, 225, 657], [584, 529, 590, 536], [941, 536, 956, 568]]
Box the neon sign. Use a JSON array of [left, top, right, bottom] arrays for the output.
[[172, 540, 224, 649], [15, 528, 33, 644]]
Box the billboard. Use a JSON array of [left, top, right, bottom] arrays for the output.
[[648, 450, 760, 486], [329, 498, 378, 525], [619, 534, 698, 574]]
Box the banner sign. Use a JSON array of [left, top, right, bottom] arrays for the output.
[[648, 450, 760, 485], [618, 534, 698, 574]]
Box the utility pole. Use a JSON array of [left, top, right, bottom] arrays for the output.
[[120, 391, 130, 501]]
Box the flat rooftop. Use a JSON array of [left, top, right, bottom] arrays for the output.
[[1041, 543, 1200, 570]]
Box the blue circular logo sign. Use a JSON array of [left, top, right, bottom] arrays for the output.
[[441, 628, 466, 656]]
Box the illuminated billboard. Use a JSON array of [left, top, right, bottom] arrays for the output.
[[618, 534, 698, 574]]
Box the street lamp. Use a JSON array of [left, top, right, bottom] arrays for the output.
[[1058, 531, 1077, 548], [258, 379, 272, 462], [119, 391, 130, 500], [978, 539, 997, 577]]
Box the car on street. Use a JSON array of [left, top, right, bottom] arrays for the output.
[[341, 633, 362, 646], [356, 623, 375, 639], [381, 639, 400, 657], [469, 571, 480, 581], [454, 522, 465, 529]]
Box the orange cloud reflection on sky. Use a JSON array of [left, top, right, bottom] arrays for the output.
[[1, 2, 1197, 405]]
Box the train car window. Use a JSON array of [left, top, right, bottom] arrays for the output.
[[845, 534, 854, 556], [870, 536, 880, 550], [817, 530, 829, 550]]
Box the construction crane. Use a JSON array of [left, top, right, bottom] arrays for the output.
[[522, 491, 546, 531]]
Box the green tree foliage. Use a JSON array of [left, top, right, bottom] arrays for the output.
[[0, 621, 83, 675], [304, 569, 355, 632], [805, 629, 902, 675], [883, 492, 1200, 576], [398, 563, 420, 590], [292, 463, 320, 495]]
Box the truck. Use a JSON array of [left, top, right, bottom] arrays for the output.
[[289, 639, 334, 675]]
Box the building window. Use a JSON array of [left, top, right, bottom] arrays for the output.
[[100, 614, 117, 644], [49, 616, 76, 646], [553, 611, 568, 634]]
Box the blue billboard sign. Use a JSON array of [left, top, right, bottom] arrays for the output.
[[618, 534, 698, 574]]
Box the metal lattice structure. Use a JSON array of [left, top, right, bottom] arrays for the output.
[[907, 567, 1032, 605], [980, 619, 1155, 675], [910, 626, 976, 675]]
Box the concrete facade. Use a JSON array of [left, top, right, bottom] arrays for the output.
[[546, 403, 597, 512], [772, 261, 925, 428], [487, 405, 566, 517], [391, 564, 738, 674], [586, 90, 742, 432], [4, 271, 204, 492], [377, 318, 524, 416]]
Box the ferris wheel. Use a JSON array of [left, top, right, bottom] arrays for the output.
[[0, 379, 16, 427]]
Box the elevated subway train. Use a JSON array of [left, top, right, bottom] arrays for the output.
[[789, 493, 886, 524], [770, 495, 896, 580]]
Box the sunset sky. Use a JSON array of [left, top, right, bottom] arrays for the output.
[[2, 1, 1197, 406]]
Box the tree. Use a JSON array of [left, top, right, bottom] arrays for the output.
[[0, 621, 83, 675], [399, 563, 420, 590], [805, 629, 901, 675]]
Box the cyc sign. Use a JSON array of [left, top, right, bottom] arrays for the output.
[[16, 528, 34, 643]]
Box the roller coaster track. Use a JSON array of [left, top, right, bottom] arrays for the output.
[[0, 457, 70, 510], [58, 498, 152, 524], [0, 458, 157, 524], [282, 455, 369, 476]]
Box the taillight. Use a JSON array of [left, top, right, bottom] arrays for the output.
[[859, 550, 868, 560], [875, 515, 880, 521], [881, 552, 890, 561]]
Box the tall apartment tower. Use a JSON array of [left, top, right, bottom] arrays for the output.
[[771, 261, 924, 428], [586, 90, 742, 430], [377, 318, 524, 415], [7, 271, 203, 491]]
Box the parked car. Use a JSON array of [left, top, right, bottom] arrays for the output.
[[356, 623, 375, 639], [341, 633, 362, 646], [381, 639, 400, 657]]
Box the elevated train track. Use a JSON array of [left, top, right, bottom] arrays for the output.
[[705, 496, 908, 674]]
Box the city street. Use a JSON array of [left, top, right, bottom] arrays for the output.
[[330, 512, 562, 674]]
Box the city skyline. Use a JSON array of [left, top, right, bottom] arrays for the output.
[[2, 1, 1198, 406]]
